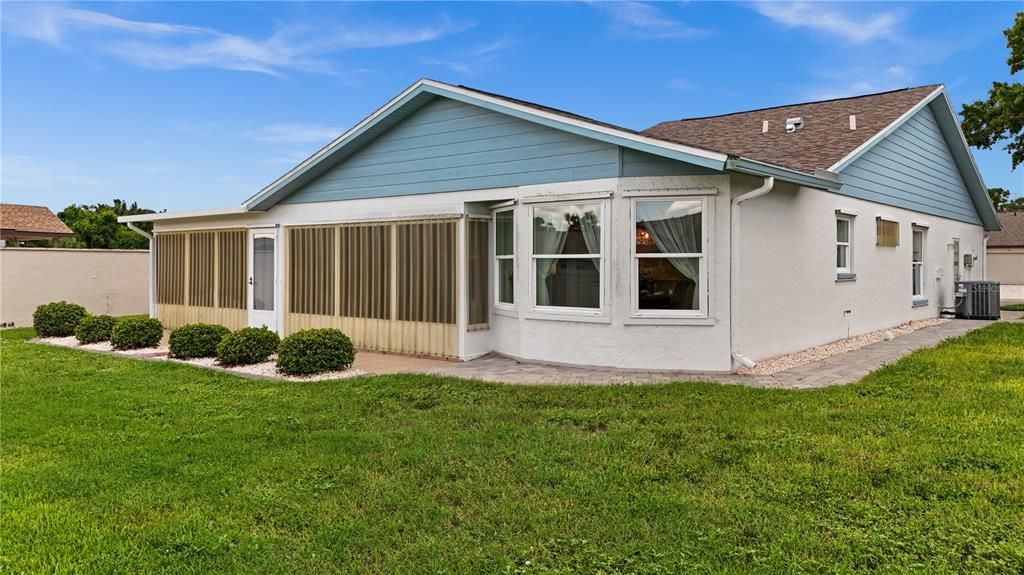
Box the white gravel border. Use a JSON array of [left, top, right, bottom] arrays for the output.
[[736, 318, 949, 376], [31, 337, 365, 382]]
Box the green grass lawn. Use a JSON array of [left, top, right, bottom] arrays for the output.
[[3, 325, 1023, 574], [1001, 303, 1024, 311]]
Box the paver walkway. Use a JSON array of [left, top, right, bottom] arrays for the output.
[[415, 314, 1020, 389]]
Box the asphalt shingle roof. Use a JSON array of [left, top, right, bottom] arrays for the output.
[[0, 204, 74, 236], [988, 211, 1024, 247], [641, 85, 942, 174]]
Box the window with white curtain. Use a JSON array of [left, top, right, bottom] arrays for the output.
[[836, 215, 853, 274], [531, 202, 602, 311], [494, 208, 515, 307], [633, 198, 706, 316], [912, 228, 925, 299]]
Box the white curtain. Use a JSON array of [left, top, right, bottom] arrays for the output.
[[533, 220, 567, 306], [636, 203, 701, 308], [580, 210, 601, 270]]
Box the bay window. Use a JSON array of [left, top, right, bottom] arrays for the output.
[[531, 202, 603, 311], [633, 198, 706, 316], [494, 208, 515, 307]]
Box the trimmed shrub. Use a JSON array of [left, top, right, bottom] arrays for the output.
[[111, 316, 164, 350], [33, 301, 87, 337], [276, 328, 357, 375], [169, 323, 231, 359], [216, 326, 279, 366], [75, 314, 117, 344]]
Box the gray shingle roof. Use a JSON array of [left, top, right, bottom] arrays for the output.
[[641, 85, 942, 174], [988, 211, 1024, 247]]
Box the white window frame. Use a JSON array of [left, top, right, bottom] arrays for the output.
[[528, 199, 608, 319], [836, 215, 854, 274], [493, 206, 515, 311], [630, 196, 709, 319], [912, 227, 926, 300]]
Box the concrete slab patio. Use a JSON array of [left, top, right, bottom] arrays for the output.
[[406, 313, 1021, 388]]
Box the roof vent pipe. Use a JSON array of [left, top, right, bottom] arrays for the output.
[[849, 115, 857, 130], [785, 117, 804, 133], [761, 120, 769, 134]]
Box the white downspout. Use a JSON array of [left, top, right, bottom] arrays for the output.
[[730, 176, 774, 371], [125, 222, 156, 318], [982, 236, 989, 280]]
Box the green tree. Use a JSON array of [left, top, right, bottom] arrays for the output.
[[961, 12, 1024, 169], [57, 199, 159, 249], [988, 187, 1010, 211]]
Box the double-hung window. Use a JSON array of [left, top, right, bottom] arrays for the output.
[[633, 198, 706, 316], [494, 208, 515, 307], [912, 227, 926, 300], [836, 215, 853, 275], [531, 202, 603, 312]]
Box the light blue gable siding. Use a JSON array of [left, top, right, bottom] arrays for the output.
[[282, 97, 706, 204], [837, 104, 981, 225], [620, 149, 717, 177], [285, 98, 623, 204]]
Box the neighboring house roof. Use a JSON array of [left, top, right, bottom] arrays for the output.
[[643, 86, 944, 175], [0, 204, 74, 237], [988, 212, 1024, 247], [119, 79, 998, 230]]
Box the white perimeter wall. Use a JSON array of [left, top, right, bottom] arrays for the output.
[[0, 248, 150, 326], [734, 181, 986, 362]]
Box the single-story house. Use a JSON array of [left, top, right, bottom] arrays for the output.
[[1, 204, 74, 247], [987, 211, 1024, 301], [120, 79, 1000, 371]]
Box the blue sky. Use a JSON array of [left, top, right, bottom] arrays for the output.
[[2, 1, 1021, 212]]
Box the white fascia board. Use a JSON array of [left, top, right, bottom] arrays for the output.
[[241, 78, 731, 212], [118, 206, 247, 223], [726, 157, 841, 191], [828, 86, 944, 172]]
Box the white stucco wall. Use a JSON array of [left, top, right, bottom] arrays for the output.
[[149, 172, 988, 371], [734, 181, 986, 362]]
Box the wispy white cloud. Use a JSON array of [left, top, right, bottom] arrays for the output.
[[750, 2, 904, 44], [668, 78, 699, 91], [244, 123, 342, 144], [1, 155, 105, 189], [2, 4, 473, 76], [598, 2, 708, 40], [422, 36, 515, 76], [799, 65, 917, 101]]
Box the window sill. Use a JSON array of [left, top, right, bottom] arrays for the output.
[[912, 298, 929, 308], [523, 309, 610, 324], [493, 306, 517, 319], [624, 316, 715, 326], [836, 272, 857, 282]]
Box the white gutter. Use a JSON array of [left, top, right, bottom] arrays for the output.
[[118, 205, 248, 223], [730, 176, 775, 371], [124, 222, 156, 318]]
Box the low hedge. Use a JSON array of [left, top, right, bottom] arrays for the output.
[[216, 326, 279, 366], [111, 316, 164, 350], [169, 323, 231, 359], [276, 328, 357, 375], [33, 301, 87, 337], [75, 314, 117, 344]]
